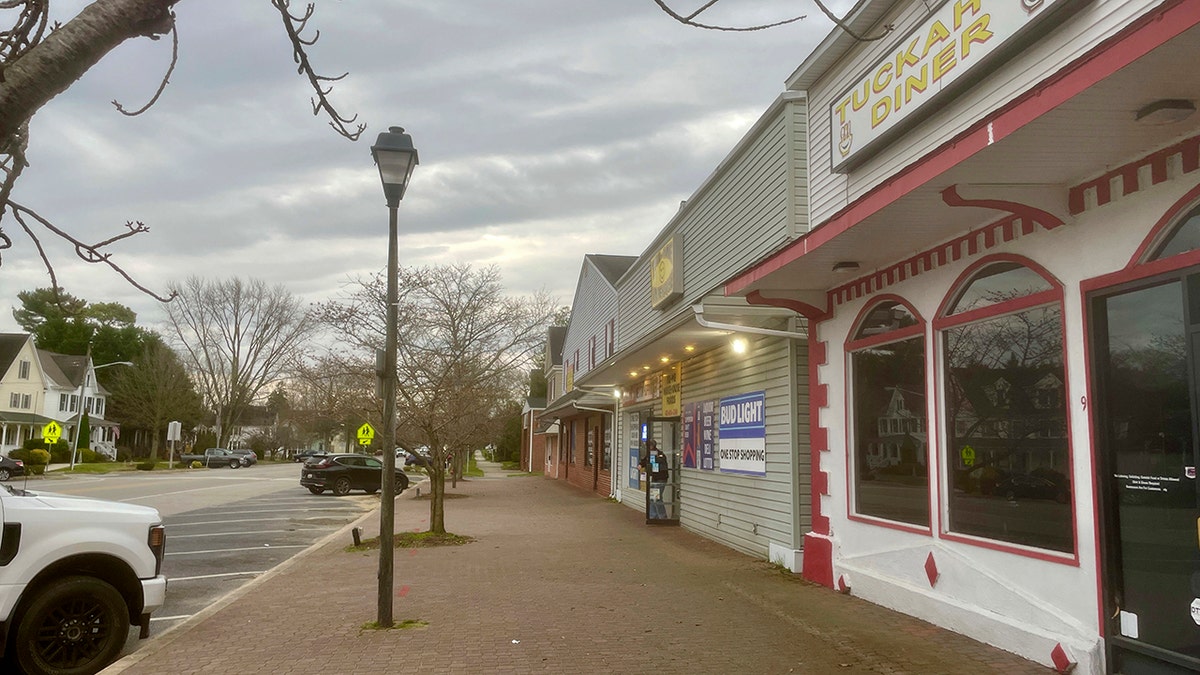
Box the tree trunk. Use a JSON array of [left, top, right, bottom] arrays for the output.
[[429, 464, 445, 534], [0, 0, 178, 141]]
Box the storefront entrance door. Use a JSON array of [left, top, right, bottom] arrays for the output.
[[647, 417, 681, 525], [1094, 278, 1200, 673]]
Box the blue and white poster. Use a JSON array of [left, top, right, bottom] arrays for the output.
[[718, 391, 766, 476]]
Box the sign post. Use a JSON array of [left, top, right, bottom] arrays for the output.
[[167, 421, 182, 469]]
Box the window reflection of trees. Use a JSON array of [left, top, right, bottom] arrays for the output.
[[1101, 283, 1190, 487], [942, 279, 1072, 553], [851, 302, 929, 527]]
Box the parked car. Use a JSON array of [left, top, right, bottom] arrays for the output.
[[996, 473, 1070, 503], [0, 482, 166, 674], [0, 456, 24, 481], [399, 448, 432, 468], [300, 454, 410, 496], [178, 448, 244, 469], [294, 449, 326, 463], [228, 448, 257, 467]]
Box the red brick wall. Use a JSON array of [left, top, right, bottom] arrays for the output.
[[561, 414, 610, 497]]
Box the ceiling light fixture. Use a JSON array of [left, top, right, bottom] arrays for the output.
[[1135, 99, 1196, 125], [684, 345, 695, 352], [731, 338, 748, 354], [832, 261, 861, 273]]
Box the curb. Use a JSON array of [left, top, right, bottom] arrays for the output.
[[100, 476, 429, 674]]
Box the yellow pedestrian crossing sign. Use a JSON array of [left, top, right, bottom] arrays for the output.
[[42, 421, 62, 444], [356, 423, 375, 446]]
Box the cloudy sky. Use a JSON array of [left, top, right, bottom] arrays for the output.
[[1, 0, 847, 333]]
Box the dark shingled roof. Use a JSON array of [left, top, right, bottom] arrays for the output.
[[0, 334, 26, 379], [547, 326, 567, 366]]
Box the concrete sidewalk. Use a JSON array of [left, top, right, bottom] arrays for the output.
[[104, 461, 1053, 674]]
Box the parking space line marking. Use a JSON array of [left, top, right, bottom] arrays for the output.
[[166, 545, 307, 556], [171, 528, 330, 539], [167, 517, 361, 527], [149, 615, 192, 622], [170, 572, 267, 582]]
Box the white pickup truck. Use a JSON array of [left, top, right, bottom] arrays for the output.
[[0, 482, 167, 675]]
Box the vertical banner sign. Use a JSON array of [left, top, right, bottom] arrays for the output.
[[700, 400, 716, 471], [719, 391, 766, 476], [682, 402, 698, 469], [661, 363, 682, 417], [628, 412, 642, 489]]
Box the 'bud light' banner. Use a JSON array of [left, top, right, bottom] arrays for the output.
[[718, 391, 766, 476]]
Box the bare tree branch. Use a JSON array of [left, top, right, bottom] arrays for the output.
[[650, 0, 895, 41], [112, 10, 178, 116], [650, 0, 807, 32], [7, 200, 176, 302], [269, 0, 365, 141]]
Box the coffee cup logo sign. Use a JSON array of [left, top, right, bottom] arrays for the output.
[[1191, 598, 1200, 626]]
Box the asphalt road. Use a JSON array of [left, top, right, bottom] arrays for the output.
[[26, 462, 388, 658]]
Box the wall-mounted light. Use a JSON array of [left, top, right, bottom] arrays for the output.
[[731, 338, 748, 354], [612, 388, 622, 399], [1136, 99, 1196, 125], [832, 261, 860, 273]]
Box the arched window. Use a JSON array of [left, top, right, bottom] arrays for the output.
[[1149, 202, 1200, 261], [937, 258, 1072, 554], [847, 298, 929, 529]]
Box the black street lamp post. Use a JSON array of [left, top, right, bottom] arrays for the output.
[[370, 126, 418, 628]]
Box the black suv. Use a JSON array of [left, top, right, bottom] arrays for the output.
[[300, 454, 409, 496]]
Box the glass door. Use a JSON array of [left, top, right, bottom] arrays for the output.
[[1093, 278, 1200, 673], [647, 417, 681, 525]]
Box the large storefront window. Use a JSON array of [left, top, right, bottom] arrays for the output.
[[849, 300, 929, 527], [940, 260, 1072, 553]]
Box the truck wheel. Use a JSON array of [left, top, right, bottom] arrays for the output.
[[14, 575, 128, 675], [332, 477, 352, 496], [307, 487, 324, 495], [229, 459, 241, 469]]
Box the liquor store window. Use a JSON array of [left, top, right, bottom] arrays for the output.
[[936, 258, 1073, 554], [847, 297, 930, 528]]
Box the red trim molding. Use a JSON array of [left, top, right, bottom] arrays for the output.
[[1070, 134, 1200, 215], [941, 185, 1064, 230], [829, 213, 1052, 309]]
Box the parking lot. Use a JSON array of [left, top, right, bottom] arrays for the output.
[[153, 486, 380, 633], [28, 461, 415, 657]]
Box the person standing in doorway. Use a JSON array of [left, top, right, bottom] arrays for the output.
[[639, 440, 669, 519]]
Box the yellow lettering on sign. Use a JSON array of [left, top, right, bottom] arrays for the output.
[[961, 15, 993, 60]]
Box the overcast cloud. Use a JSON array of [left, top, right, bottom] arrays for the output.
[[1, 0, 846, 333]]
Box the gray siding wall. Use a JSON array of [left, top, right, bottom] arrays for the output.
[[562, 260, 618, 383], [676, 335, 806, 559], [806, 0, 1159, 228], [618, 97, 807, 352]]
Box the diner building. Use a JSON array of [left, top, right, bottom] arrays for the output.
[[723, 0, 1200, 672]]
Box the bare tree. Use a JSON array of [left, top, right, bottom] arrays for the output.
[[318, 263, 558, 534], [289, 352, 377, 454], [165, 276, 315, 448], [107, 336, 204, 459], [0, 0, 361, 297]]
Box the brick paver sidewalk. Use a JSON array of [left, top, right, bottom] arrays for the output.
[[105, 464, 1052, 674]]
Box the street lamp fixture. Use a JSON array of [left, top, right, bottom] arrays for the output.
[[70, 360, 133, 470], [370, 125, 418, 628]]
